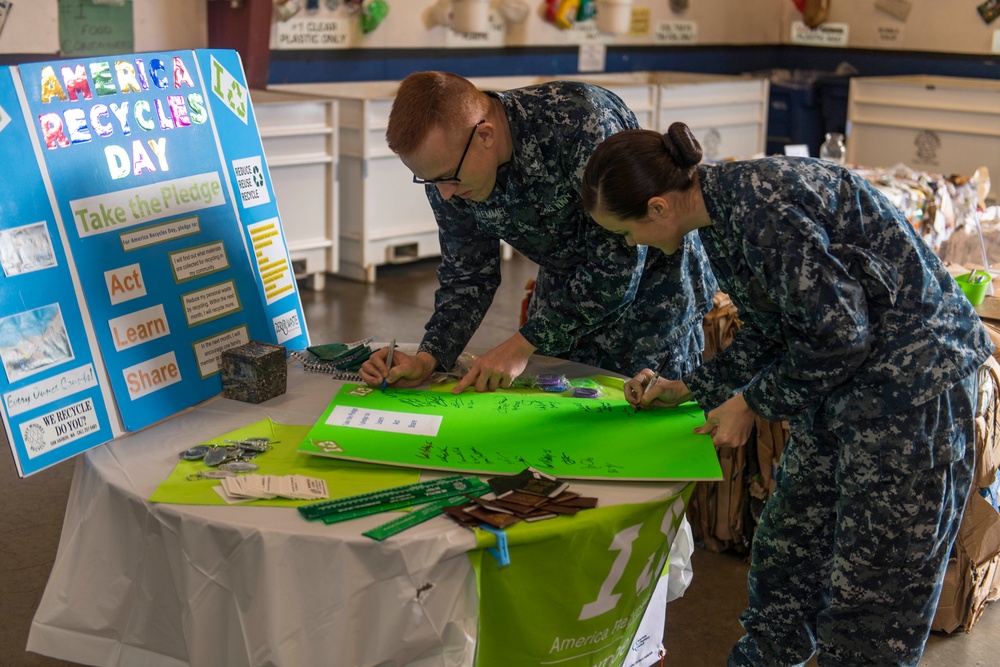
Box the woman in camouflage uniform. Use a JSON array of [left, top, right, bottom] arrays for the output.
[[360, 72, 716, 394], [582, 122, 993, 666]]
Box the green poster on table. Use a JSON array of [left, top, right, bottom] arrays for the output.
[[149, 418, 419, 506], [298, 380, 723, 482], [471, 485, 693, 667]]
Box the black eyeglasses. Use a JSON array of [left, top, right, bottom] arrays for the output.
[[412, 119, 486, 185]]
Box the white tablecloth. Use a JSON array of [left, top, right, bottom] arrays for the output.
[[27, 357, 693, 667]]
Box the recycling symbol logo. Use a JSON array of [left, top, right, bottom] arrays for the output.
[[252, 165, 264, 187]]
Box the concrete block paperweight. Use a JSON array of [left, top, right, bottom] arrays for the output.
[[220, 341, 287, 403]]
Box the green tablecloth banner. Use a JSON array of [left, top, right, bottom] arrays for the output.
[[471, 484, 694, 667], [149, 418, 419, 506], [299, 379, 723, 482]]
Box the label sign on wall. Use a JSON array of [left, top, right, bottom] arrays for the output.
[[274, 16, 351, 49], [57, 0, 135, 57], [0, 49, 310, 476], [790, 20, 850, 46], [656, 21, 698, 44]]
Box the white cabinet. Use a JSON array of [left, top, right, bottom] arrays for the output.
[[271, 76, 655, 283], [652, 72, 770, 161], [271, 81, 440, 283], [846, 75, 1000, 185], [251, 89, 338, 289], [561, 72, 661, 130], [337, 81, 445, 283]]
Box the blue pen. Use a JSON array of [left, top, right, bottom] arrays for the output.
[[381, 339, 396, 392], [635, 353, 670, 412]]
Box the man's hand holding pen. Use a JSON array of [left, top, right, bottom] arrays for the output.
[[360, 346, 437, 389], [626, 370, 693, 411]]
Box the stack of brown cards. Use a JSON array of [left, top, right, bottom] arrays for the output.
[[442, 469, 598, 530]]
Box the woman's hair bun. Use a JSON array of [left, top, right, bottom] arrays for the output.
[[660, 122, 703, 168]]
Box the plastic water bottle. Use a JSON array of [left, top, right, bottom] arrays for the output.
[[819, 132, 846, 164]]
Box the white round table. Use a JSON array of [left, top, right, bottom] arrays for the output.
[[28, 355, 693, 667]]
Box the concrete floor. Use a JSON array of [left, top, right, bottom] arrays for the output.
[[4, 252, 999, 666]]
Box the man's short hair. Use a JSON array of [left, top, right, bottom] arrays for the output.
[[387, 71, 488, 156]]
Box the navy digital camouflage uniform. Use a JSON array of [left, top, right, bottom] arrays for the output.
[[685, 156, 993, 666], [417, 82, 717, 379]]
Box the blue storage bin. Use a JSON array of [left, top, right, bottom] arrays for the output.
[[817, 75, 850, 137], [756, 67, 854, 157], [766, 82, 824, 156]]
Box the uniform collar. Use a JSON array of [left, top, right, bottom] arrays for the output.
[[487, 90, 547, 180], [696, 163, 723, 224]]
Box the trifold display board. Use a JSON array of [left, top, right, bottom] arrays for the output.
[[0, 49, 309, 476], [300, 383, 724, 481]]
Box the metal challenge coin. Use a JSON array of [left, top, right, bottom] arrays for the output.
[[201, 469, 237, 479], [186, 469, 236, 481], [220, 461, 258, 473], [179, 445, 212, 460], [203, 447, 231, 467]]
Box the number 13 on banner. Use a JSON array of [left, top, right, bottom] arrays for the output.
[[580, 493, 687, 621], [473, 485, 694, 667], [210, 56, 248, 125]]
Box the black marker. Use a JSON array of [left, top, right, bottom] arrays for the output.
[[635, 353, 670, 413], [381, 339, 396, 393]]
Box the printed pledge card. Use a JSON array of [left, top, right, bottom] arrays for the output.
[[0, 50, 309, 476], [327, 405, 444, 437]]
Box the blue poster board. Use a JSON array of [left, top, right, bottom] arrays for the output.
[[0, 67, 116, 477], [0, 50, 309, 475]]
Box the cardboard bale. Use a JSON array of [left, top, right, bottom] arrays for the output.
[[959, 493, 1000, 572], [687, 292, 751, 553], [690, 292, 792, 554], [932, 556, 967, 634], [969, 555, 1000, 628], [221, 341, 287, 404], [932, 356, 1000, 634], [980, 317, 1000, 364], [933, 495, 1000, 633]]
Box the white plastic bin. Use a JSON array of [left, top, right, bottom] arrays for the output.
[[271, 81, 440, 283], [846, 75, 1000, 187], [251, 89, 338, 289], [653, 72, 770, 161]]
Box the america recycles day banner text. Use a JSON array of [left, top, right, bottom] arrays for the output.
[[0, 49, 309, 476]]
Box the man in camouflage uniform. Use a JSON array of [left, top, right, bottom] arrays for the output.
[[585, 127, 993, 665], [360, 72, 716, 393]]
